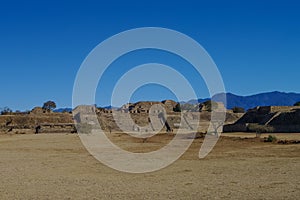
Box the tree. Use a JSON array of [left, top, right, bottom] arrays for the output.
[[42, 101, 56, 111], [232, 106, 245, 113], [0, 107, 12, 115], [294, 101, 300, 106]]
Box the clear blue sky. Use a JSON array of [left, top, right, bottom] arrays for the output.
[[1, 0, 300, 110]]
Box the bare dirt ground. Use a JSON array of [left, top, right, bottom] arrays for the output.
[[0, 133, 299, 200]]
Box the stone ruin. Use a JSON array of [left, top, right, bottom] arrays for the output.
[[0, 107, 75, 134], [223, 106, 300, 133], [0, 100, 241, 135], [118, 100, 178, 114]]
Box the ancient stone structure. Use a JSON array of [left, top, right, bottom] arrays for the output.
[[0, 100, 241, 135], [30, 107, 47, 114], [119, 100, 178, 114], [224, 106, 300, 133], [0, 108, 74, 134]]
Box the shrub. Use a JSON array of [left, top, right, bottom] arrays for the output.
[[294, 101, 300, 106], [1, 107, 12, 115], [265, 135, 277, 143]]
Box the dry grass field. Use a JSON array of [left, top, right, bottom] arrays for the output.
[[0, 132, 299, 199]]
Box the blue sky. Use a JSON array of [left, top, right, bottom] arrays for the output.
[[0, 0, 300, 110]]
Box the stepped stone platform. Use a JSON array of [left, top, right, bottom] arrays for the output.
[[223, 106, 300, 133]]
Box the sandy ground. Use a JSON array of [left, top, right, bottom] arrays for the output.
[[0, 133, 299, 200]]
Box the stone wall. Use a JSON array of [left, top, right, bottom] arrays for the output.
[[223, 106, 300, 133], [0, 112, 74, 134]]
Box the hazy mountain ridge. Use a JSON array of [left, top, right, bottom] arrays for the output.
[[54, 91, 300, 112], [203, 91, 300, 110]]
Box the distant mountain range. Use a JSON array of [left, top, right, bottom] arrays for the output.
[[53, 106, 116, 113], [54, 91, 300, 112], [53, 108, 72, 113], [187, 91, 300, 110]]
